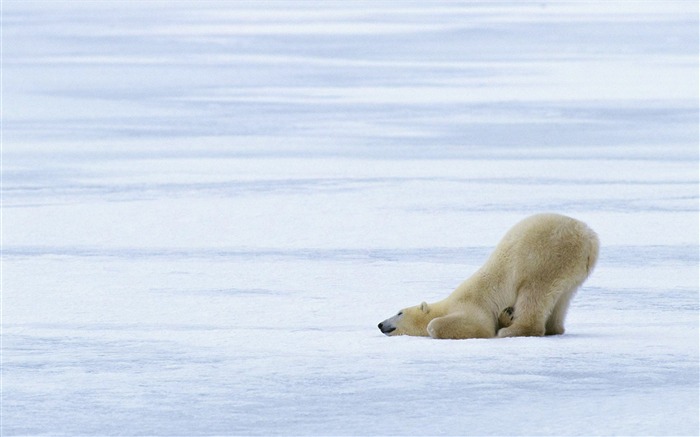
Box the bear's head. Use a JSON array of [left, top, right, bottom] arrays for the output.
[[378, 302, 433, 336]]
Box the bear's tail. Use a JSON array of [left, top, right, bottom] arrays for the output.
[[583, 225, 600, 276]]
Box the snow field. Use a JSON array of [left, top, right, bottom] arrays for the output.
[[3, 1, 698, 435]]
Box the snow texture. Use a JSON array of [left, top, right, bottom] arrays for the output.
[[2, 1, 699, 436]]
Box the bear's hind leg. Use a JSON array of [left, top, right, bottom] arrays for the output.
[[497, 285, 553, 338], [427, 313, 494, 339], [545, 286, 577, 335]]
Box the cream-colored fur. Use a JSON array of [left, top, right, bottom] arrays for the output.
[[378, 213, 599, 339]]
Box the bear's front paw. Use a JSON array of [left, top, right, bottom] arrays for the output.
[[426, 323, 438, 339], [498, 307, 514, 328], [426, 317, 452, 339]]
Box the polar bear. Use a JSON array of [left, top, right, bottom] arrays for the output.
[[378, 213, 599, 339]]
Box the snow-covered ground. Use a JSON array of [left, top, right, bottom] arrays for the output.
[[2, 1, 698, 435]]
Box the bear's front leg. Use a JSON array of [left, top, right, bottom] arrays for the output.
[[427, 313, 494, 339]]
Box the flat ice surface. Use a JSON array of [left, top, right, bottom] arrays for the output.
[[2, 1, 699, 436]]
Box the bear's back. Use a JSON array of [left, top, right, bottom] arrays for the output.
[[487, 213, 598, 281]]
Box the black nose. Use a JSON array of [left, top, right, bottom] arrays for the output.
[[378, 323, 396, 334]]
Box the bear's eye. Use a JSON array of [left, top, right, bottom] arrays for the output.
[[397, 311, 403, 316]]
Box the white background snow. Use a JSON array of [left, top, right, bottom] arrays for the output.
[[2, 1, 699, 435]]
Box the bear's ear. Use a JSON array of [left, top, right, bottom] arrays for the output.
[[420, 301, 430, 314]]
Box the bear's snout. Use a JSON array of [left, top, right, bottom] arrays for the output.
[[378, 322, 396, 335]]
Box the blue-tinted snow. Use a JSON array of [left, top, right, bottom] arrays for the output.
[[2, 1, 698, 436]]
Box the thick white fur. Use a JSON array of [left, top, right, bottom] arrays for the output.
[[378, 213, 599, 339]]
